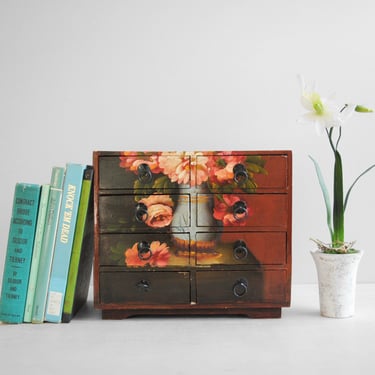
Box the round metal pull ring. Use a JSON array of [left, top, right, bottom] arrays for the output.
[[137, 241, 153, 260], [233, 279, 248, 297], [137, 163, 153, 183], [135, 202, 148, 223], [233, 240, 249, 260], [233, 163, 248, 184], [233, 200, 248, 221]]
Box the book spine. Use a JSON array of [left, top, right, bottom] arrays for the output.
[[62, 166, 94, 322], [45, 163, 86, 323], [23, 184, 51, 322], [0, 183, 41, 323], [32, 167, 65, 323]]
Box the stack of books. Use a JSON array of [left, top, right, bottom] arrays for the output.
[[0, 163, 94, 324]]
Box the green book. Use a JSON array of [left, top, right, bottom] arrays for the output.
[[32, 167, 65, 323], [23, 184, 50, 322], [0, 183, 41, 324], [62, 166, 94, 322]]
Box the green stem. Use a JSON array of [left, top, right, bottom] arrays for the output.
[[333, 150, 344, 245]]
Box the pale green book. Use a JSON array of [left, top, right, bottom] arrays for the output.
[[32, 167, 65, 323], [23, 184, 51, 322]]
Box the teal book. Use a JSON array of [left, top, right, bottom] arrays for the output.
[[62, 166, 94, 323], [45, 163, 86, 323], [32, 166, 65, 323], [0, 183, 41, 323], [23, 184, 50, 322]]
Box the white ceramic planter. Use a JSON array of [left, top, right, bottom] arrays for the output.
[[311, 250, 363, 318]]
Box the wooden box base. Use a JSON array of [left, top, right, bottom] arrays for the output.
[[101, 307, 282, 319]]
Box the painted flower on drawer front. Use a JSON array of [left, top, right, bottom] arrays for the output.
[[213, 194, 253, 226], [125, 241, 171, 267], [119, 152, 162, 174], [158, 151, 209, 187], [138, 194, 174, 228], [207, 154, 247, 183]]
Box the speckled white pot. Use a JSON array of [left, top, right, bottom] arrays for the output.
[[311, 250, 363, 318]]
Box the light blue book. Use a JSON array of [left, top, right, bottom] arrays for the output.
[[45, 163, 86, 323], [23, 184, 50, 322], [0, 183, 41, 324], [32, 167, 65, 323]]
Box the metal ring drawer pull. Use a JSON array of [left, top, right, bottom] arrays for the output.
[[233, 240, 249, 260], [136, 279, 151, 292], [137, 163, 153, 183], [137, 241, 153, 260], [232, 278, 248, 297], [233, 163, 248, 183], [232, 200, 248, 221], [135, 202, 148, 223]]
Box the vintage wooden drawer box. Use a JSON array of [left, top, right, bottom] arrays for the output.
[[93, 150, 292, 318]]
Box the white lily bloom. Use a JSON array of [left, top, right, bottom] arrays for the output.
[[297, 75, 344, 135]]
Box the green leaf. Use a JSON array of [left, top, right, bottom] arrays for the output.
[[344, 163, 375, 211], [333, 150, 344, 245], [309, 155, 334, 240]]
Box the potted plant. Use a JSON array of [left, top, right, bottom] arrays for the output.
[[298, 75, 374, 318]]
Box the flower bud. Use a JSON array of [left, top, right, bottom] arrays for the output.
[[355, 105, 373, 113]]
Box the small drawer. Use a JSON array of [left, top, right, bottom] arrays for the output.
[[99, 271, 190, 304], [99, 233, 191, 267], [197, 194, 288, 228], [196, 232, 287, 266], [196, 153, 289, 192], [196, 270, 287, 304], [98, 153, 190, 190], [98, 193, 190, 232]]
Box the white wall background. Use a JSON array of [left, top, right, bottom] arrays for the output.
[[1, 0, 375, 285]]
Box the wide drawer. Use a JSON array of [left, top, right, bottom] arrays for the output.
[[98, 193, 288, 232], [99, 271, 190, 304], [196, 270, 287, 304]]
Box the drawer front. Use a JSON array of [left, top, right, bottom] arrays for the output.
[[196, 153, 289, 192], [100, 271, 190, 304], [99, 233, 191, 267], [196, 270, 287, 304], [196, 232, 287, 266], [197, 194, 288, 228], [99, 153, 191, 190], [98, 193, 189, 232]]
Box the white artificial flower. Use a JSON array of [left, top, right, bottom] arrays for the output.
[[297, 75, 343, 135]]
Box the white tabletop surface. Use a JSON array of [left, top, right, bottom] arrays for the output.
[[1, 284, 374, 375]]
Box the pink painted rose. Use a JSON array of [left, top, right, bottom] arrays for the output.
[[207, 155, 247, 183], [119, 152, 162, 174], [125, 241, 171, 267], [139, 194, 174, 228], [158, 152, 209, 187]]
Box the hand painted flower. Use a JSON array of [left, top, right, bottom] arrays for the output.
[[213, 194, 253, 226], [139, 194, 174, 228], [297, 75, 355, 134], [125, 241, 171, 267], [119, 152, 162, 174], [208, 155, 247, 183], [158, 152, 209, 187]]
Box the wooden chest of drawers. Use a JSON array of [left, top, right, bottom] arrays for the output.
[[93, 151, 292, 318]]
